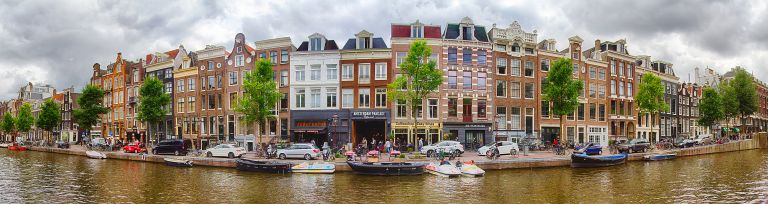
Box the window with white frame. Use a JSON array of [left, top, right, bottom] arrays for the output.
[[188, 78, 195, 92], [235, 55, 244, 67], [342, 89, 353, 108], [358, 63, 370, 83], [411, 25, 423, 38], [511, 59, 521, 76], [511, 82, 521, 98], [496, 80, 507, 97], [358, 88, 370, 108], [326, 64, 337, 80], [280, 70, 288, 87], [497, 58, 507, 75], [229, 71, 238, 85], [295, 65, 305, 81], [375, 88, 387, 108], [428, 98, 438, 119], [396, 99, 406, 118], [326, 88, 337, 108], [375, 63, 387, 80], [496, 106, 507, 129], [270, 51, 277, 64], [295, 89, 306, 108], [310, 64, 321, 80], [341, 64, 353, 81], [310, 88, 321, 108], [310, 38, 322, 51], [188, 96, 195, 112], [510, 107, 521, 129], [281, 50, 288, 64], [396, 52, 406, 67], [177, 79, 185, 92]]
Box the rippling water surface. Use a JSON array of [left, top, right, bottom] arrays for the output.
[[1, 149, 767, 203]]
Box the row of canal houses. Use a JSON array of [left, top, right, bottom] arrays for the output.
[[3, 17, 766, 151]]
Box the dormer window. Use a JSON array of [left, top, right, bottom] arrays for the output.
[[411, 25, 423, 38], [462, 26, 473, 40], [358, 37, 371, 49], [237, 47, 242, 53], [310, 37, 322, 51]]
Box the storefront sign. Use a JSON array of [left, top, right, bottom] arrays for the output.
[[351, 110, 387, 120], [464, 124, 487, 128]]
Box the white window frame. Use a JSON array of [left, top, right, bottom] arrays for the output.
[[374, 63, 387, 80]]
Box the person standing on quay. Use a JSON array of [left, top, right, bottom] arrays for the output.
[[385, 139, 392, 153], [418, 138, 424, 152], [361, 137, 368, 151]]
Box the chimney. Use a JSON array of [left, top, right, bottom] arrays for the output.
[[594, 39, 601, 50]]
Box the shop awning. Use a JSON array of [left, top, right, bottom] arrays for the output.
[[292, 126, 327, 134]]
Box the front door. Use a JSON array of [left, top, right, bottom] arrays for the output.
[[463, 99, 472, 122]]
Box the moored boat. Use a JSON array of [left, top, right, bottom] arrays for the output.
[[346, 161, 425, 176], [164, 158, 193, 167], [571, 153, 626, 168], [291, 162, 335, 174], [459, 161, 485, 177], [0, 143, 9, 148], [425, 162, 462, 177], [235, 159, 291, 173], [643, 153, 676, 161], [8, 143, 27, 151], [85, 150, 107, 159]]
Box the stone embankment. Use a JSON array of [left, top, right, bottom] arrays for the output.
[[25, 133, 768, 171]]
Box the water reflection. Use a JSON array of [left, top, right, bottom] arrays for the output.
[[1, 149, 768, 203]]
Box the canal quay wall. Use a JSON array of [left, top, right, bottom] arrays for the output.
[[25, 133, 768, 171]]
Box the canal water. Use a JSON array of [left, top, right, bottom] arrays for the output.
[[1, 149, 767, 203]]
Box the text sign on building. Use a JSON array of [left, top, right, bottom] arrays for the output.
[[351, 110, 388, 120]]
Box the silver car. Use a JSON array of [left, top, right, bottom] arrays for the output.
[[277, 143, 322, 160]]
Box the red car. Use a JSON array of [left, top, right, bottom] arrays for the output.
[[123, 143, 146, 153]]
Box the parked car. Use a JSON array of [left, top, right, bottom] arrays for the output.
[[574, 143, 603, 155], [277, 143, 322, 160], [420, 140, 465, 157], [152, 139, 190, 156], [674, 137, 696, 148], [205, 144, 246, 158], [617, 139, 651, 153], [56, 140, 70, 149], [89, 138, 107, 147], [693, 134, 713, 145], [478, 141, 519, 156], [123, 142, 146, 153]]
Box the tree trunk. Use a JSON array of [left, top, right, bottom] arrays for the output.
[[559, 115, 565, 144]]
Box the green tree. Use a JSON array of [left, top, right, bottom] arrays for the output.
[[719, 80, 739, 137], [137, 76, 171, 145], [1, 113, 15, 142], [542, 58, 583, 143], [636, 73, 669, 143], [36, 99, 61, 143], [236, 59, 281, 147], [730, 68, 758, 135], [697, 87, 723, 128], [387, 40, 443, 146], [74, 84, 109, 140], [16, 103, 34, 140]]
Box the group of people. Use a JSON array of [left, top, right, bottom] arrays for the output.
[[359, 136, 395, 153]]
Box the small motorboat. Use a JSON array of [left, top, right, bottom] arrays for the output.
[[235, 159, 291, 173], [643, 153, 677, 161], [85, 150, 107, 159], [425, 162, 462, 177], [8, 143, 27, 151], [571, 153, 626, 168], [346, 161, 425, 176], [0, 143, 9, 148], [164, 158, 193, 167], [291, 162, 335, 174], [458, 161, 485, 177]]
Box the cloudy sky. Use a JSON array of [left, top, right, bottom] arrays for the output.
[[0, 0, 765, 100]]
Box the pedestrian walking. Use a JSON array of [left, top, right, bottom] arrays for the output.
[[361, 137, 368, 151], [385, 140, 392, 153], [418, 138, 424, 152]]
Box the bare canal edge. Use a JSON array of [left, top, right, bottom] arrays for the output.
[[24, 133, 768, 171]]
